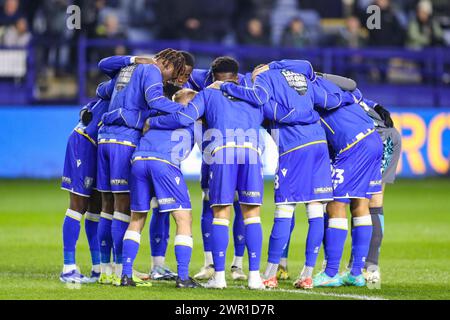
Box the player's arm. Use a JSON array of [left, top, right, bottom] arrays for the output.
[[96, 79, 115, 100], [262, 99, 315, 125], [220, 75, 271, 106], [98, 55, 155, 78], [316, 73, 357, 91], [143, 66, 185, 113], [98, 55, 135, 78], [147, 91, 206, 130], [362, 97, 394, 127]]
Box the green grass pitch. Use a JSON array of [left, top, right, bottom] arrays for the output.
[[0, 178, 449, 300]]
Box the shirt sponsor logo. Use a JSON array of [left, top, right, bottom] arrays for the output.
[[115, 64, 137, 92], [241, 191, 261, 198], [281, 70, 308, 95], [314, 187, 333, 194], [158, 197, 176, 205], [369, 180, 382, 186], [110, 179, 128, 186]]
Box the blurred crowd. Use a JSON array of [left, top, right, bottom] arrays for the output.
[[0, 0, 449, 49], [0, 0, 449, 101]]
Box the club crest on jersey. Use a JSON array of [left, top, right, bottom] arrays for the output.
[[281, 70, 307, 95], [84, 177, 94, 189]]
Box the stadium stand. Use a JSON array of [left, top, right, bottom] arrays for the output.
[[0, 0, 449, 105]]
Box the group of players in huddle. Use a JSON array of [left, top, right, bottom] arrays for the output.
[[60, 48, 401, 290]]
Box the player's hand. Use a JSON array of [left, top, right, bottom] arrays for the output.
[[374, 104, 394, 128], [80, 109, 93, 126], [252, 64, 269, 81], [135, 57, 156, 65], [208, 81, 224, 90], [143, 118, 150, 135]]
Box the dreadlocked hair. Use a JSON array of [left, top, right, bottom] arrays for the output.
[[155, 48, 186, 79]]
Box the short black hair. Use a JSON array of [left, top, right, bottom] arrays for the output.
[[211, 56, 239, 74], [180, 51, 195, 67]]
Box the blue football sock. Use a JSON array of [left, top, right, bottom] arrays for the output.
[[174, 235, 193, 281], [85, 212, 100, 266], [201, 200, 214, 252], [324, 218, 348, 277], [122, 231, 141, 277], [212, 218, 229, 272], [63, 209, 82, 267], [305, 205, 324, 268], [244, 217, 263, 272], [233, 201, 246, 258], [150, 208, 169, 258], [268, 205, 295, 264], [351, 215, 373, 276], [164, 211, 170, 252], [98, 212, 113, 264], [111, 212, 131, 265], [282, 213, 296, 259], [323, 211, 329, 261]]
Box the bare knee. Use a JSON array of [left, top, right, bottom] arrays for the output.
[[240, 204, 260, 220], [326, 201, 347, 218], [172, 210, 192, 235], [87, 190, 102, 214], [114, 193, 130, 214], [128, 211, 148, 232], [350, 198, 370, 217], [69, 193, 89, 213], [101, 192, 114, 214], [212, 205, 231, 220], [369, 192, 384, 208]]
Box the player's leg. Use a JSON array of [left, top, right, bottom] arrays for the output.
[[264, 203, 295, 288], [295, 202, 325, 289], [84, 190, 102, 282], [151, 159, 198, 288], [120, 159, 152, 287], [321, 203, 329, 271], [111, 193, 131, 285], [231, 198, 247, 280], [365, 190, 384, 282], [60, 132, 95, 283], [203, 205, 232, 289], [365, 127, 401, 282], [171, 209, 197, 288], [264, 153, 297, 288], [61, 192, 89, 283], [340, 132, 382, 287], [96, 142, 115, 283], [313, 200, 348, 287], [97, 192, 114, 283], [195, 163, 215, 280], [339, 198, 373, 287], [241, 204, 265, 290], [149, 207, 176, 280], [204, 152, 237, 289], [237, 148, 265, 290], [278, 213, 295, 280], [120, 211, 149, 286], [194, 188, 215, 280]]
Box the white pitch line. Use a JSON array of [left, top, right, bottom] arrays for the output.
[[231, 285, 387, 300]]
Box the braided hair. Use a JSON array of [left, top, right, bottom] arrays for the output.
[[155, 48, 186, 80]]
